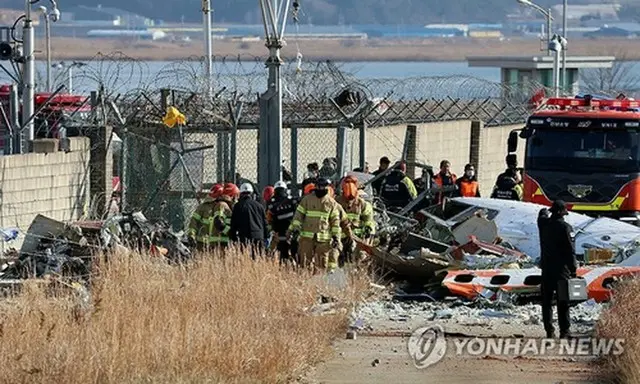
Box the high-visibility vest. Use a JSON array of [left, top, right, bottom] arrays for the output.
[[433, 173, 457, 186], [459, 179, 479, 197]]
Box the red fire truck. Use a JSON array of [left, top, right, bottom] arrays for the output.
[[507, 95, 640, 223], [0, 85, 91, 153]]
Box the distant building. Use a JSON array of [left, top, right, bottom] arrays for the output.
[[87, 29, 167, 40], [551, 4, 620, 22], [424, 24, 468, 37], [66, 5, 153, 28], [584, 23, 640, 38]]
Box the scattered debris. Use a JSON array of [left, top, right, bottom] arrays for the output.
[[0, 212, 191, 285]]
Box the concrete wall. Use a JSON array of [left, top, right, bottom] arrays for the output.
[[190, 120, 522, 195], [0, 137, 91, 249], [476, 123, 526, 197], [364, 121, 473, 179], [363, 120, 524, 196]]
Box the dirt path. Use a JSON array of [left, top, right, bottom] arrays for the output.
[[304, 336, 603, 384]]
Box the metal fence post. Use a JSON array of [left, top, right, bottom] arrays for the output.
[[290, 125, 298, 194], [337, 126, 350, 178], [216, 132, 224, 182], [258, 90, 282, 188], [10, 84, 21, 154], [359, 121, 367, 170], [120, 127, 128, 212]]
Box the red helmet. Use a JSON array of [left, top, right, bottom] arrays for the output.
[[303, 183, 315, 195], [209, 183, 224, 199], [223, 183, 240, 199], [262, 185, 275, 202]]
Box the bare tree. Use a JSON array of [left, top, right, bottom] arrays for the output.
[[581, 49, 640, 97]]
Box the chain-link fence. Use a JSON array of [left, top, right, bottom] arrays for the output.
[[67, 53, 561, 229]]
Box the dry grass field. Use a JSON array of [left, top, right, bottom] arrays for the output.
[[597, 279, 640, 384], [0, 249, 369, 384]]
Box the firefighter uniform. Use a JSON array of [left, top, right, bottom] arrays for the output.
[[288, 192, 341, 271], [268, 195, 298, 261], [491, 176, 523, 201], [335, 194, 375, 264], [188, 195, 233, 250]]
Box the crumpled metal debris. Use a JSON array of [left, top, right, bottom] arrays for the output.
[[0, 212, 191, 283], [0, 215, 93, 280], [100, 211, 191, 262]]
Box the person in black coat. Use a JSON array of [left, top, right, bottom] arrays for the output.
[[537, 200, 578, 339], [229, 183, 269, 259], [268, 181, 298, 262]]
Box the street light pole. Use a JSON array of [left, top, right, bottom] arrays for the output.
[[546, 8, 552, 56], [516, 0, 554, 56], [38, 6, 52, 92]]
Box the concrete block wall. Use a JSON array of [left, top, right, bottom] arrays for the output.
[[0, 137, 90, 249], [363, 121, 522, 197], [476, 123, 526, 197], [195, 121, 521, 195], [364, 121, 473, 178]]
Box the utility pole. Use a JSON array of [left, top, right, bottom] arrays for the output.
[[22, 0, 35, 146], [257, 0, 291, 187], [22, 0, 59, 149], [549, 35, 563, 98], [546, 8, 552, 56], [202, 0, 213, 98], [561, 0, 568, 92]]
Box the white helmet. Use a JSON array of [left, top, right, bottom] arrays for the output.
[[274, 180, 287, 190], [240, 183, 254, 194]]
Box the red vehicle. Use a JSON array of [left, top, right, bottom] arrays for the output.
[[0, 85, 91, 153], [507, 95, 640, 224]]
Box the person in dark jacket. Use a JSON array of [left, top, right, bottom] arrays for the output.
[[371, 156, 391, 195], [301, 162, 319, 193], [267, 181, 298, 262], [229, 183, 269, 259], [491, 168, 523, 201], [538, 200, 578, 339], [379, 162, 418, 209]]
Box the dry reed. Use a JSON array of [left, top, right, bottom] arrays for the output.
[[0, 247, 369, 384], [596, 279, 640, 384]]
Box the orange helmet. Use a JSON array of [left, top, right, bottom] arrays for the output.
[[209, 183, 224, 199], [303, 183, 316, 195], [223, 183, 240, 199], [262, 185, 275, 202], [341, 176, 359, 200]]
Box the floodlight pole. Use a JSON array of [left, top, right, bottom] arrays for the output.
[[258, 0, 290, 187], [202, 0, 213, 98]]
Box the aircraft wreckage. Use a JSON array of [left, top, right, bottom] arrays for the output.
[[358, 194, 640, 303]]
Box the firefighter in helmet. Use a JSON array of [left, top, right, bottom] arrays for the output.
[[287, 177, 341, 272], [335, 175, 376, 265], [188, 183, 234, 251]]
